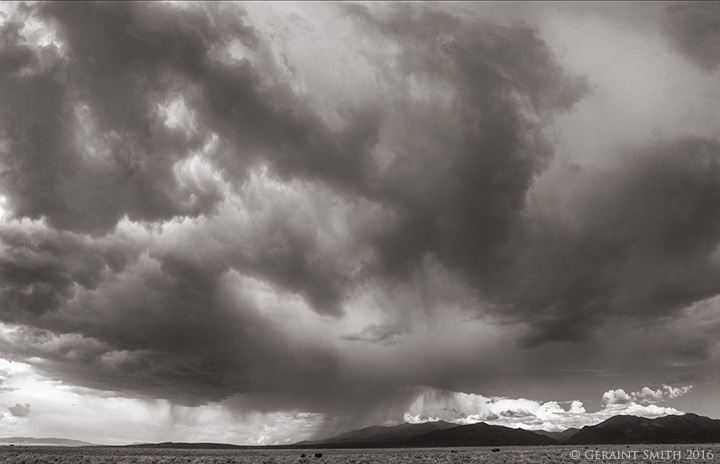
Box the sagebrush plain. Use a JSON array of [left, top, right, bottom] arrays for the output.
[[1, 445, 719, 464]]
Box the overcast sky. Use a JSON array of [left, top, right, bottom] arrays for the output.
[[0, 1, 719, 445]]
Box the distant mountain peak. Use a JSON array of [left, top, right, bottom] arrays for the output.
[[303, 420, 557, 447], [569, 413, 720, 445]]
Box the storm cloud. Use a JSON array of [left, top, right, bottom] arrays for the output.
[[665, 2, 720, 71], [0, 2, 719, 443], [497, 137, 720, 345]]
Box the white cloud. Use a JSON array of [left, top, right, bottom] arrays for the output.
[[663, 384, 693, 399], [403, 384, 693, 432], [602, 388, 634, 406], [603, 385, 693, 407]]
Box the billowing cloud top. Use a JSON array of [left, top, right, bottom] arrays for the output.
[[0, 2, 719, 444]]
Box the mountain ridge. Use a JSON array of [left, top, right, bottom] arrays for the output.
[[301, 420, 457, 445], [0, 437, 95, 447], [8, 413, 718, 449], [304, 413, 720, 448], [533, 427, 580, 443], [569, 413, 720, 445]]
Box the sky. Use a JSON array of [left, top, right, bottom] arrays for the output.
[[0, 1, 719, 446]]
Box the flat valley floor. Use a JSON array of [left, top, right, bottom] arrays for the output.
[[1, 445, 719, 464]]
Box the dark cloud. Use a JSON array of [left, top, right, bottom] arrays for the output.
[[0, 229, 342, 405], [0, 224, 143, 320], [1, 1, 718, 434], [339, 3, 590, 285], [8, 402, 30, 417], [665, 3, 720, 71], [489, 137, 720, 345], [24, 2, 377, 237], [2, 1, 369, 237], [332, 5, 720, 351], [0, 3, 231, 235], [0, 1, 361, 315], [0, 1, 589, 412]]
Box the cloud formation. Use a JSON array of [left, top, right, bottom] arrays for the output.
[[504, 137, 720, 345], [8, 402, 30, 417], [0, 2, 590, 403], [603, 385, 693, 407], [0, 1, 719, 443], [402, 385, 691, 432]]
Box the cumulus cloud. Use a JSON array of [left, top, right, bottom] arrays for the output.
[[602, 389, 634, 406], [604, 385, 693, 407], [400, 387, 590, 431], [402, 385, 691, 432], [8, 402, 30, 417]]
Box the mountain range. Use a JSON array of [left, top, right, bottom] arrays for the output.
[[303, 413, 720, 447], [0, 437, 94, 447], [568, 413, 720, 445], [3, 413, 719, 449]]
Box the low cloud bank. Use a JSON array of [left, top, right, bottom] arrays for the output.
[[403, 385, 692, 431]]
